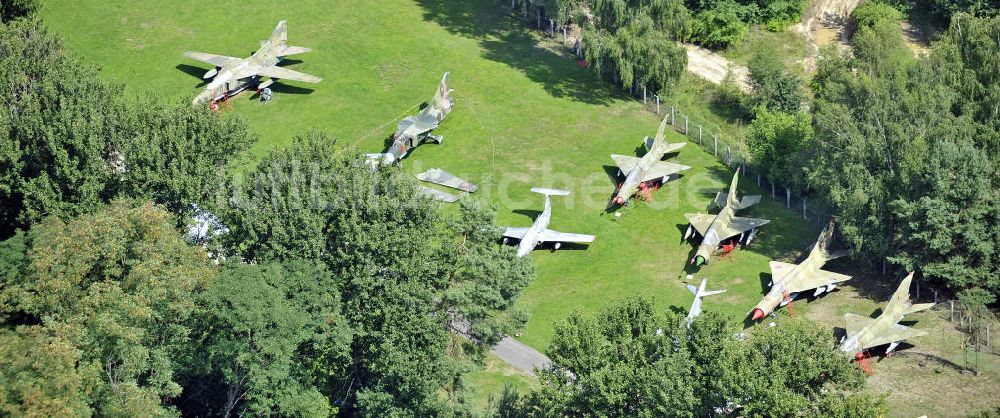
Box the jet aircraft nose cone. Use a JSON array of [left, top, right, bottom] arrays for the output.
[[613, 196, 625, 205], [694, 255, 706, 266], [751, 308, 765, 321]]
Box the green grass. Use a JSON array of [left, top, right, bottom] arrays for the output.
[[461, 354, 537, 412], [38, 0, 998, 415]]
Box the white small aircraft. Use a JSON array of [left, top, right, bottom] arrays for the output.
[[502, 188, 595, 257], [686, 278, 726, 325]]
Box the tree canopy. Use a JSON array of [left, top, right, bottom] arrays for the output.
[[496, 297, 884, 417], [0, 20, 254, 239]]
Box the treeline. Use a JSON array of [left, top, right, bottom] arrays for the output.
[[736, 6, 1000, 306], [511, 0, 808, 94], [495, 298, 885, 417], [0, 17, 535, 416]]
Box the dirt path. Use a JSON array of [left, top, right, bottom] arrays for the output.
[[684, 44, 751, 92]]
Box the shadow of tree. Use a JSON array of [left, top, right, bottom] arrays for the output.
[[414, 0, 619, 105]]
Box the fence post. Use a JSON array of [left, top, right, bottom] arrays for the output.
[[771, 182, 775, 198], [786, 188, 790, 208], [563, 27, 567, 44], [643, 86, 647, 104], [698, 125, 702, 144], [934, 290, 938, 304], [655, 95, 660, 114], [550, 19, 554, 36], [671, 106, 675, 126], [726, 146, 732, 165], [802, 196, 807, 219], [713, 135, 718, 156], [757, 175, 761, 188], [950, 300, 954, 322], [684, 116, 689, 134]]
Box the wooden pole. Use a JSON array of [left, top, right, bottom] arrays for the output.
[[786, 188, 790, 208], [698, 125, 702, 144], [713, 135, 718, 156]]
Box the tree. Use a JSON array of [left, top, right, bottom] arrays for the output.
[[889, 141, 999, 300], [690, 1, 748, 49], [498, 298, 881, 416], [746, 107, 812, 189], [850, 1, 911, 77], [217, 132, 534, 415], [581, 0, 690, 94], [184, 261, 350, 417], [0, 0, 37, 22], [0, 326, 93, 417], [717, 320, 874, 417], [0, 200, 218, 416], [0, 21, 254, 238], [747, 49, 805, 113]]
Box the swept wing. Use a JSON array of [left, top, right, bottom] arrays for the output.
[[184, 51, 242, 67], [538, 229, 595, 243], [684, 213, 716, 236], [258, 65, 323, 83]]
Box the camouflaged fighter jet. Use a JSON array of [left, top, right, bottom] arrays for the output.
[[750, 221, 851, 321], [683, 168, 769, 266], [839, 272, 934, 357], [686, 278, 726, 325], [184, 20, 321, 106], [368, 73, 453, 165], [502, 188, 595, 257], [610, 115, 690, 207]]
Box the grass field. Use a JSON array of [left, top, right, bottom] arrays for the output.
[[39, 0, 999, 415]]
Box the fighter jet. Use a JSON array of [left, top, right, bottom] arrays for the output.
[[610, 115, 690, 207], [686, 278, 726, 325], [839, 272, 934, 357], [184, 20, 321, 106], [502, 188, 595, 257], [368, 72, 453, 165], [750, 221, 851, 321], [683, 168, 769, 266]]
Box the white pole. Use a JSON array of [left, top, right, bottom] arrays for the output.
[[643, 86, 647, 104], [684, 116, 689, 134], [713, 135, 717, 156], [786, 188, 791, 208], [802, 196, 807, 219], [698, 125, 702, 144], [655, 95, 660, 114]]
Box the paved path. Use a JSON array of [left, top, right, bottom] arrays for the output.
[[490, 336, 552, 376]]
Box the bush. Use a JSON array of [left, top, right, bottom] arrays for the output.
[[691, 1, 749, 49]]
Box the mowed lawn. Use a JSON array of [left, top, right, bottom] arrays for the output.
[[40, 0, 822, 352]]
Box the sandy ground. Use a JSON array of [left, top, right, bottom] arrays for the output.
[[684, 44, 751, 92]]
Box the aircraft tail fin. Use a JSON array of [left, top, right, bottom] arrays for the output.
[[430, 72, 453, 114], [530, 188, 570, 196], [269, 20, 288, 45], [812, 220, 844, 262], [727, 168, 741, 204], [887, 272, 917, 310]]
